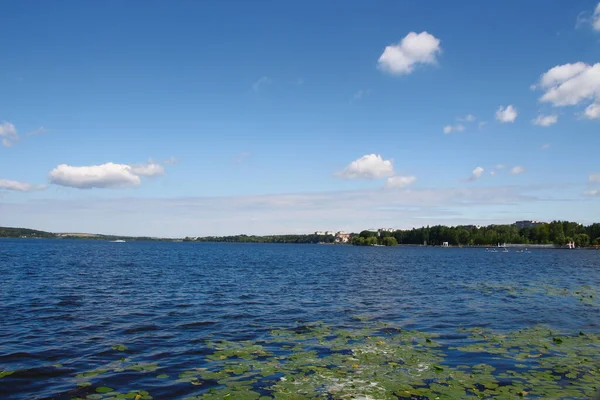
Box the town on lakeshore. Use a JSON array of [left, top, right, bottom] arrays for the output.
[[2, 220, 600, 249]]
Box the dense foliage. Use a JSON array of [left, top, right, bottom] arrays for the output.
[[0, 227, 56, 238], [376, 221, 600, 247]]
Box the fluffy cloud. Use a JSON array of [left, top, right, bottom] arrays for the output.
[[0, 121, 19, 147], [377, 31, 441, 75], [510, 166, 526, 175], [532, 114, 558, 127], [443, 124, 465, 134], [49, 163, 142, 189], [385, 176, 417, 189], [465, 167, 484, 182], [338, 154, 395, 179], [495, 105, 518, 123], [0, 179, 45, 192], [590, 173, 600, 183], [535, 62, 600, 119]]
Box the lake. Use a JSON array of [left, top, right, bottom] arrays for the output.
[[0, 239, 599, 399]]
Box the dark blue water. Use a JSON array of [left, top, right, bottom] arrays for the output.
[[0, 239, 598, 399]]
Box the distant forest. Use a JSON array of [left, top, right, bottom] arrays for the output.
[[191, 221, 600, 247], [0, 227, 56, 239], [351, 221, 600, 247]]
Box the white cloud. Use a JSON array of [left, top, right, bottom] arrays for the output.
[[594, 2, 600, 31], [535, 62, 600, 119], [443, 124, 465, 134], [478, 121, 487, 129], [458, 114, 476, 122], [377, 31, 441, 75], [130, 162, 165, 177], [510, 166, 526, 175], [465, 167, 484, 182], [541, 143, 551, 150], [0, 121, 19, 147], [252, 76, 271, 92], [495, 105, 518, 123], [338, 154, 395, 179], [49, 163, 143, 189], [490, 171, 496, 176], [584, 189, 600, 196], [539, 62, 589, 90], [590, 173, 600, 182], [385, 176, 417, 189], [0, 179, 45, 192], [495, 164, 506, 170], [584, 102, 600, 119], [532, 114, 558, 127]]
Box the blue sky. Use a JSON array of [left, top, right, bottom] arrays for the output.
[[1, 0, 600, 236]]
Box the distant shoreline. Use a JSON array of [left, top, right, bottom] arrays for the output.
[[2, 221, 599, 249]]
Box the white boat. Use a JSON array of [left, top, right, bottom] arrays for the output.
[[111, 239, 126, 243]]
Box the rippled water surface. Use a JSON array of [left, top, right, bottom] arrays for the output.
[[1, 240, 599, 399]]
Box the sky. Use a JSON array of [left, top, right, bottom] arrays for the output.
[[1, 0, 600, 237]]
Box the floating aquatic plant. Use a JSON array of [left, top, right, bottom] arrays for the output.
[[52, 320, 600, 399]]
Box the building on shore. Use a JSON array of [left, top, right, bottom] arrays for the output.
[[514, 220, 545, 229], [335, 231, 351, 244]]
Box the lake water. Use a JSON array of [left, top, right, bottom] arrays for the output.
[[0, 240, 599, 399]]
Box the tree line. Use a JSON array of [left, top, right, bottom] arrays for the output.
[[353, 221, 600, 247], [190, 221, 600, 247]]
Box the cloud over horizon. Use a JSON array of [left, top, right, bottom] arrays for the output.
[[0, 179, 46, 192], [0, 184, 551, 237], [385, 176, 417, 189], [377, 31, 441, 75]]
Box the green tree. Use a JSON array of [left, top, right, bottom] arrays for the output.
[[382, 237, 398, 246], [574, 233, 590, 247]]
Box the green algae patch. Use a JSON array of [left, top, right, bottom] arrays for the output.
[[62, 321, 600, 399], [0, 370, 14, 378], [112, 344, 128, 352]]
